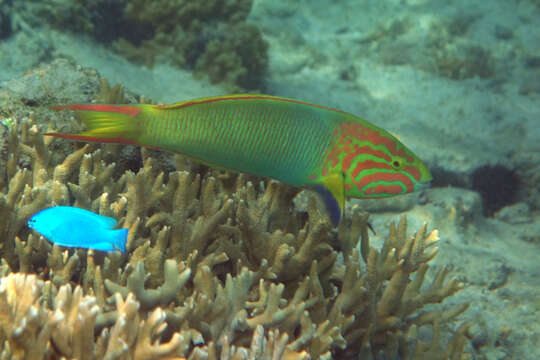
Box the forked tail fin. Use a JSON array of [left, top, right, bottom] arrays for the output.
[[46, 104, 144, 144]]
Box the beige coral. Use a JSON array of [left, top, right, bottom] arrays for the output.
[[0, 273, 188, 360], [0, 273, 59, 359]]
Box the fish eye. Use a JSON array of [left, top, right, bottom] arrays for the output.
[[391, 158, 403, 170]]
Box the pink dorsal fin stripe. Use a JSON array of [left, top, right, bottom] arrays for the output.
[[52, 104, 141, 117], [156, 95, 348, 115]]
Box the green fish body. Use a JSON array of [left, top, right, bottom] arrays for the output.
[[49, 95, 432, 225]]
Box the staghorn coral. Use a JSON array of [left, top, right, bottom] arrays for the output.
[[0, 75, 471, 358], [0, 273, 186, 360], [0, 117, 91, 266], [332, 218, 470, 358], [0, 214, 470, 359]]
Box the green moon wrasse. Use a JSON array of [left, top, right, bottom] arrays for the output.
[[48, 94, 432, 226]]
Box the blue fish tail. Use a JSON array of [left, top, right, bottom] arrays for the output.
[[110, 228, 128, 253]]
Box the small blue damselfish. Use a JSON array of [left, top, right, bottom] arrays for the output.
[[27, 206, 127, 252]]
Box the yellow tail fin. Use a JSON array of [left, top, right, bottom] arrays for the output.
[[47, 104, 143, 144]]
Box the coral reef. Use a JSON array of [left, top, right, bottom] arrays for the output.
[[3, 0, 268, 91], [0, 273, 185, 359], [0, 64, 469, 358], [0, 118, 470, 359], [114, 0, 268, 91]]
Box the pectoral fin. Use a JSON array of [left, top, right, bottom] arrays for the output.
[[312, 172, 345, 227]]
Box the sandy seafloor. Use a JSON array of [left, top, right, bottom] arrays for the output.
[[1, 0, 539, 359]]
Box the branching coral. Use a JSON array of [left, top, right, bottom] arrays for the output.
[[331, 217, 469, 358], [0, 118, 90, 265], [104, 260, 191, 310], [0, 273, 186, 360], [0, 273, 58, 359]]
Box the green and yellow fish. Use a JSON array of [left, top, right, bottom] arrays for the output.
[[49, 94, 432, 226]]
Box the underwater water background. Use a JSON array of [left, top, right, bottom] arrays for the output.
[[0, 0, 539, 359]]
